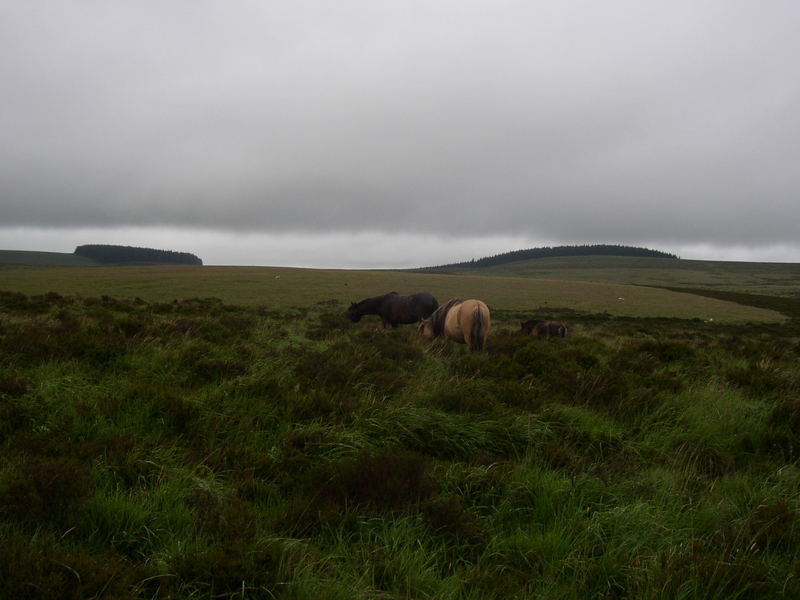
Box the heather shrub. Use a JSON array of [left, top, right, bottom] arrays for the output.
[[0, 370, 28, 398], [0, 456, 94, 526], [305, 309, 351, 340], [0, 372, 36, 439], [726, 359, 793, 396], [167, 538, 286, 597], [177, 339, 250, 384], [426, 377, 502, 414], [421, 494, 488, 558], [0, 539, 152, 600], [291, 336, 414, 396], [745, 498, 798, 551], [91, 433, 164, 488], [284, 387, 358, 423], [312, 448, 438, 512]]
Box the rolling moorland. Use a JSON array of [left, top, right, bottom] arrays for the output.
[[1, 253, 799, 598], [418, 254, 800, 300]]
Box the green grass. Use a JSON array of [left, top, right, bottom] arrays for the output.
[[0, 264, 787, 322], [1, 288, 799, 598]]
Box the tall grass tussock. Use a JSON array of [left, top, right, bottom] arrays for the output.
[[0, 289, 799, 598]]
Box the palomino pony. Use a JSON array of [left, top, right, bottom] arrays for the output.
[[418, 298, 490, 351], [521, 319, 568, 338], [347, 291, 438, 329]]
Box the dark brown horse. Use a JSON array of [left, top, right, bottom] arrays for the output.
[[347, 291, 438, 329], [521, 319, 568, 338], [419, 298, 490, 351]]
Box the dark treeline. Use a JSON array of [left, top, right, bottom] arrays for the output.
[[424, 244, 678, 269], [74, 245, 203, 265]]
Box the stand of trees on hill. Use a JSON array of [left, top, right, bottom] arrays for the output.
[[426, 244, 678, 269], [74, 245, 203, 265]]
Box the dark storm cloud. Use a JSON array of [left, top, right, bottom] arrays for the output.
[[2, 1, 800, 258]]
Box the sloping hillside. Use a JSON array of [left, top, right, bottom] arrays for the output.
[[418, 254, 800, 299], [1, 246, 203, 267], [0, 250, 99, 267]]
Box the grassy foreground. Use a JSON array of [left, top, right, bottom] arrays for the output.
[[1, 288, 799, 599]]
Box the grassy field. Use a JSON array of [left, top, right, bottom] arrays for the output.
[[0, 264, 787, 323], [0, 287, 799, 599], [420, 256, 800, 298]]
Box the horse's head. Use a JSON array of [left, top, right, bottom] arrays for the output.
[[521, 319, 542, 334], [346, 302, 362, 322], [418, 317, 434, 340]]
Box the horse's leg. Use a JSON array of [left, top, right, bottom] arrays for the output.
[[461, 319, 472, 350]]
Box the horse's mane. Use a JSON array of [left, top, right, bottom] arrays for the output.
[[429, 298, 463, 337], [354, 292, 393, 311]]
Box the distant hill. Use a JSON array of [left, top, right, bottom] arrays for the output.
[[74, 245, 203, 266], [421, 244, 677, 270]]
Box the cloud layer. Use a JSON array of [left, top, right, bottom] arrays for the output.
[[2, 1, 799, 264]]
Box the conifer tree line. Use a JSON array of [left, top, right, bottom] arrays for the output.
[[74, 245, 203, 265], [427, 244, 677, 269]]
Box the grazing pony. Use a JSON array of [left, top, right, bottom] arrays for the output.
[[418, 298, 490, 351], [521, 319, 568, 338], [347, 291, 438, 329]]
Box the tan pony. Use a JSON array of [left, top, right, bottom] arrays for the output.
[[418, 298, 491, 351]]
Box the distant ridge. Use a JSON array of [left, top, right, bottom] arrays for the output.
[[422, 244, 677, 270]]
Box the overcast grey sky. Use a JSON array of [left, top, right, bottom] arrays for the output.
[[2, 1, 799, 267]]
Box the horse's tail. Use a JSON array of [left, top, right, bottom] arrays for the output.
[[559, 323, 568, 338], [470, 305, 486, 351]]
